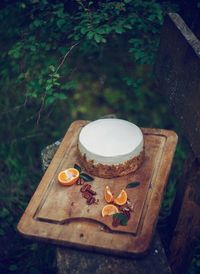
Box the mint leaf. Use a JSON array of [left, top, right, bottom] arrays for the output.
[[113, 213, 128, 226], [126, 182, 140, 188], [74, 163, 82, 173], [120, 218, 128, 226], [80, 173, 94, 182]]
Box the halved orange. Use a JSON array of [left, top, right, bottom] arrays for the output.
[[58, 168, 80, 186], [102, 204, 119, 217], [114, 189, 127, 205], [104, 185, 114, 203]]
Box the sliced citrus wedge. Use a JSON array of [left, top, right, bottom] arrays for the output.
[[58, 168, 80, 186], [102, 204, 119, 217], [104, 185, 114, 203], [114, 189, 128, 205]]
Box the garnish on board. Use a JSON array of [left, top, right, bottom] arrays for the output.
[[112, 213, 128, 226], [80, 173, 94, 182], [104, 186, 127, 205], [101, 186, 133, 227], [58, 163, 96, 205], [74, 164, 94, 182], [111, 202, 133, 227], [58, 168, 80, 186], [126, 181, 140, 188], [104, 186, 114, 203], [80, 183, 98, 205], [114, 189, 128, 205], [74, 163, 82, 173], [101, 204, 119, 217], [73, 163, 97, 205]]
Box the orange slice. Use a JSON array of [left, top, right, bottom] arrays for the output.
[[58, 168, 80, 186], [102, 204, 119, 217], [104, 186, 114, 203], [114, 189, 128, 205]]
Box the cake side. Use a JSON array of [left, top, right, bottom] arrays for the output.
[[77, 148, 145, 179]]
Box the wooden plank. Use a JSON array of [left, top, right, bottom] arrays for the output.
[[36, 133, 165, 235], [169, 153, 200, 274], [154, 13, 200, 273], [154, 13, 200, 159], [17, 120, 177, 256]]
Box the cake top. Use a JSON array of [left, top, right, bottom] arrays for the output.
[[78, 119, 143, 163]]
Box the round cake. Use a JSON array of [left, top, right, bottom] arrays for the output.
[[78, 119, 144, 178]]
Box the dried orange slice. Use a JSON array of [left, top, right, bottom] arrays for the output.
[[102, 204, 119, 217], [58, 168, 79, 186], [104, 185, 114, 203], [114, 189, 128, 205]]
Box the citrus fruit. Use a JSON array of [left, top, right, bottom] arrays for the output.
[[104, 185, 114, 203], [101, 204, 119, 217], [58, 168, 80, 186], [114, 189, 128, 205]]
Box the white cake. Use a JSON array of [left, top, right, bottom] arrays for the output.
[[78, 119, 144, 178]]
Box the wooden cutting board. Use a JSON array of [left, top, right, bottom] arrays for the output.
[[17, 120, 178, 256]]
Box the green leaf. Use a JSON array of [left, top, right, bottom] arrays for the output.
[[0, 228, 5, 236], [124, 0, 132, 4], [124, 24, 132, 30], [94, 33, 102, 43], [9, 264, 18, 271], [33, 19, 42, 27], [120, 218, 128, 226], [80, 173, 94, 182], [0, 207, 9, 218], [49, 65, 55, 72], [86, 31, 95, 39], [74, 164, 82, 173], [56, 19, 65, 28], [80, 27, 88, 35], [45, 96, 55, 105], [54, 93, 67, 100], [115, 26, 124, 34], [101, 37, 106, 43], [126, 182, 140, 188], [113, 213, 128, 226]]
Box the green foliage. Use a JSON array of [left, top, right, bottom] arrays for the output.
[[1, 0, 174, 109]]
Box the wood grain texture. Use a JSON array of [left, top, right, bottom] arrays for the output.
[[17, 120, 177, 257], [154, 13, 200, 160], [154, 13, 200, 273], [169, 154, 200, 274], [36, 132, 165, 235]]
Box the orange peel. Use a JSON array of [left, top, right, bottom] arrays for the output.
[[114, 189, 128, 205], [104, 185, 114, 203], [102, 204, 119, 217], [58, 168, 80, 186]]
